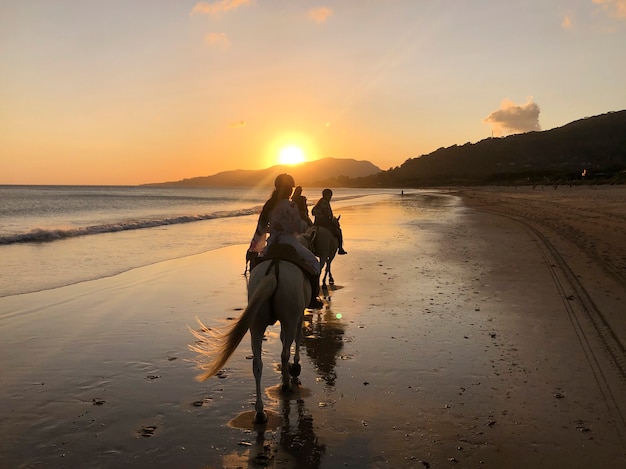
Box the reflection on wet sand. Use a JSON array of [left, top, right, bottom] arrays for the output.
[[303, 288, 347, 387], [224, 408, 279, 468], [277, 397, 325, 468], [225, 382, 324, 468]]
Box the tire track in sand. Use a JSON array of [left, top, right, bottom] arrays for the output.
[[472, 206, 626, 441]]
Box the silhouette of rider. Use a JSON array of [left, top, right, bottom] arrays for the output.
[[247, 174, 324, 309], [311, 188, 347, 255], [291, 185, 313, 227]]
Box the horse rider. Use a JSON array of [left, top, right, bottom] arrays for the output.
[[247, 174, 324, 309], [291, 185, 313, 227], [311, 188, 347, 255]]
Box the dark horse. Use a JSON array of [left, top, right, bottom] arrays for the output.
[[300, 226, 338, 286]]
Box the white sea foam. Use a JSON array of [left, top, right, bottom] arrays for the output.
[[0, 208, 259, 245]]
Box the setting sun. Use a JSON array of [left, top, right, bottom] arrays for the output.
[[278, 146, 307, 166]]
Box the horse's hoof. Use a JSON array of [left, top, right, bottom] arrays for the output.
[[289, 363, 301, 377], [329, 279, 335, 285], [254, 411, 268, 424]]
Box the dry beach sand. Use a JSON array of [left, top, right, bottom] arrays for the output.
[[1, 186, 626, 468]]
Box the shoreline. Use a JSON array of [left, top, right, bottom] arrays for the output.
[[1, 189, 625, 468]]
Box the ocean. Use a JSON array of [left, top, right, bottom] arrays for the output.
[[0, 185, 396, 297]]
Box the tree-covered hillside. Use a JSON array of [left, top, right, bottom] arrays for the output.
[[349, 110, 626, 187]]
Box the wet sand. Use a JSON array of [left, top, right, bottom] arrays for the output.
[[1, 187, 625, 468]]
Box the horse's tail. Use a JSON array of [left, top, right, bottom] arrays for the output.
[[191, 269, 278, 382]]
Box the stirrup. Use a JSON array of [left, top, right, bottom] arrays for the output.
[[338, 248, 347, 255]]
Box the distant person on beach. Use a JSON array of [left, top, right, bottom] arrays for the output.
[[291, 185, 313, 227], [247, 174, 323, 309], [312, 188, 347, 255]]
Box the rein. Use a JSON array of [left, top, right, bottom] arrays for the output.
[[264, 258, 279, 277]]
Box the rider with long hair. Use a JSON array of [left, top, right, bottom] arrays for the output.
[[248, 174, 323, 309]]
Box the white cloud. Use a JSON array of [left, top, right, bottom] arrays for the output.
[[192, 0, 252, 18], [307, 6, 333, 24], [484, 99, 541, 136], [593, 0, 626, 20]]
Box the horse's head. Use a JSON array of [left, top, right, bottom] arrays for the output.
[[297, 232, 312, 251]]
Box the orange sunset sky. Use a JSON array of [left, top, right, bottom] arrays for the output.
[[1, 1, 625, 185]]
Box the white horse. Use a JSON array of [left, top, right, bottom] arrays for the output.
[[191, 256, 311, 424]]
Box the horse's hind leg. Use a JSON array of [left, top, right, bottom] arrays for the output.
[[280, 328, 296, 392], [320, 258, 328, 286], [289, 315, 303, 378], [250, 324, 267, 423], [327, 263, 334, 285]]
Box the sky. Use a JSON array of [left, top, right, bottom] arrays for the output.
[[1, 0, 625, 185]]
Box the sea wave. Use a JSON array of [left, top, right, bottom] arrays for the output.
[[0, 207, 260, 245]]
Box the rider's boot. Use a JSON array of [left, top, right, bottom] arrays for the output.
[[307, 276, 324, 309]]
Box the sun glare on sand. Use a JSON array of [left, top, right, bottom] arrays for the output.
[[278, 146, 307, 166]]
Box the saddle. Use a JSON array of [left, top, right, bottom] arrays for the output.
[[250, 243, 317, 280]]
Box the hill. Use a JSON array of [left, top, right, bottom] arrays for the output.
[[144, 158, 381, 187], [145, 111, 625, 188], [351, 110, 626, 187]]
